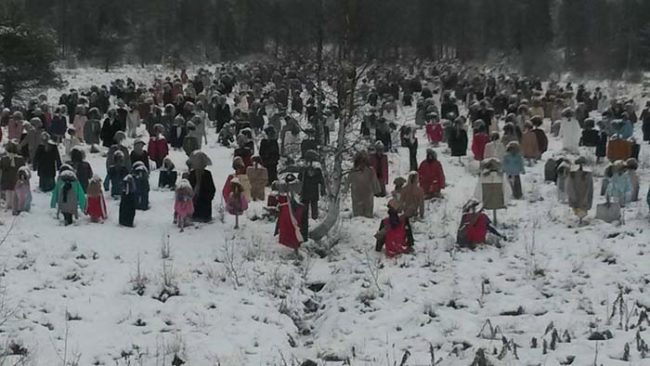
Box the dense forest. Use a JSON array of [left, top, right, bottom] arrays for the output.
[[2, 0, 650, 76]]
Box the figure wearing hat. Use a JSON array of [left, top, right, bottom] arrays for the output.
[[131, 138, 150, 170], [418, 149, 446, 199], [174, 179, 194, 231], [106, 131, 131, 172], [225, 177, 249, 229], [33, 132, 62, 192], [132, 161, 150, 211], [86, 175, 107, 223], [187, 151, 216, 223], [559, 108, 581, 154]]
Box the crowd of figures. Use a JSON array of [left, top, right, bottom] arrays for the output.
[[0, 61, 648, 257]]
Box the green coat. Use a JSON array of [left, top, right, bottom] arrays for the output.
[[50, 177, 87, 211]]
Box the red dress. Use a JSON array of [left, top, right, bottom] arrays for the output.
[[383, 218, 409, 257], [461, 212, 489, 244], [418, 159, 446, 196], [471, 132, 489, 161], [426, 123, 443, 144], [147, 137, 169, 168], [86, 195, 107, 220], [276, 195, 303, 249]]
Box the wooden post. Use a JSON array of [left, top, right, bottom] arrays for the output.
[[493, 209, 497, 225]]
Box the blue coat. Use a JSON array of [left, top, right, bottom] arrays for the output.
[[502, 152, 525, 176], [606, 173, 631, 204], [619, 120, 633, 139]]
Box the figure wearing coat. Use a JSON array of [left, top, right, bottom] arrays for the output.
[[260, 137, 280, 184], [84, 118, 102, 145], [0, 153, 25, 191], [349, 166, 380, 218], [148, 136, 169, 169], [448, 128, 468, 157], [533, 128, 549, 155], [418, 159, 445, 198], [606, 172, 632, 206], [106, 144, 131, 172], [12, 167, 31, 214], [559, 118, 581, 153], [187, 168, 216, 222], [247, 164, 268, 201], [471, 132, 489, 161], [521, 131, 540, 160], [132, 165, 150, 210], [399, 174, 425, 219], [484, 141, 505, 161], [54, 171, 87, 223], [566, 167, 593, 218], [275, 194, 304, 249], [368, 152, 389, 196], [104, 164, 129, 198], [119, 175, 137, 227], [33, 142, 62, 192]]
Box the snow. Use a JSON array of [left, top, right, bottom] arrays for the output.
[[0, 66, 649, 365]]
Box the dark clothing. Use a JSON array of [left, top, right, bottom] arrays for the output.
[[33, 143, 61, 192], [300, 139, 319, 160], [187, 169, 216, 222], [441, 102, 459, 119], [158, 170, 178, 189], [105, 165, 129, 197], [133, 169, 150, 210], [119, 191, 136, 227], [448, 129, 468, 157], [63, 213, 73, 226], [130, 151, 150, 170], [260, 139, 280, 184], [215, 104, 232, 132], [596, 132, 608, 158], [69, 161, 93, 193], [50, 115, 67, 140], [580, 129, 600, 147], [299, 166, 325, 203], [100, 118, 120, 148], [169, 126, 187, 149]]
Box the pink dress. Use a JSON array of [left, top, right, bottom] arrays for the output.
[[174, 196, 194, 219]]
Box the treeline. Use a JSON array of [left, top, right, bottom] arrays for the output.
[[2, 0, 650, 76]]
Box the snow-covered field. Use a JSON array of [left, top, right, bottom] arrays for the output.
[[1, 67, 649, 365]]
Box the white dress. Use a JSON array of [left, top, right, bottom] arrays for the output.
[[559, 118, 581, 153]]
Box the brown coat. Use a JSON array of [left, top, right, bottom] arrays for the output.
[[246, 165, 268, 201], [606, 139, 632, 162], [399, 182, 424, 218], [349, 166, 380, 218], [521, 131, 540, 159], [0, 154, 26, 190]]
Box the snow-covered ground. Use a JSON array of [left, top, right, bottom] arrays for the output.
[[0, 67, 649, 365]]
